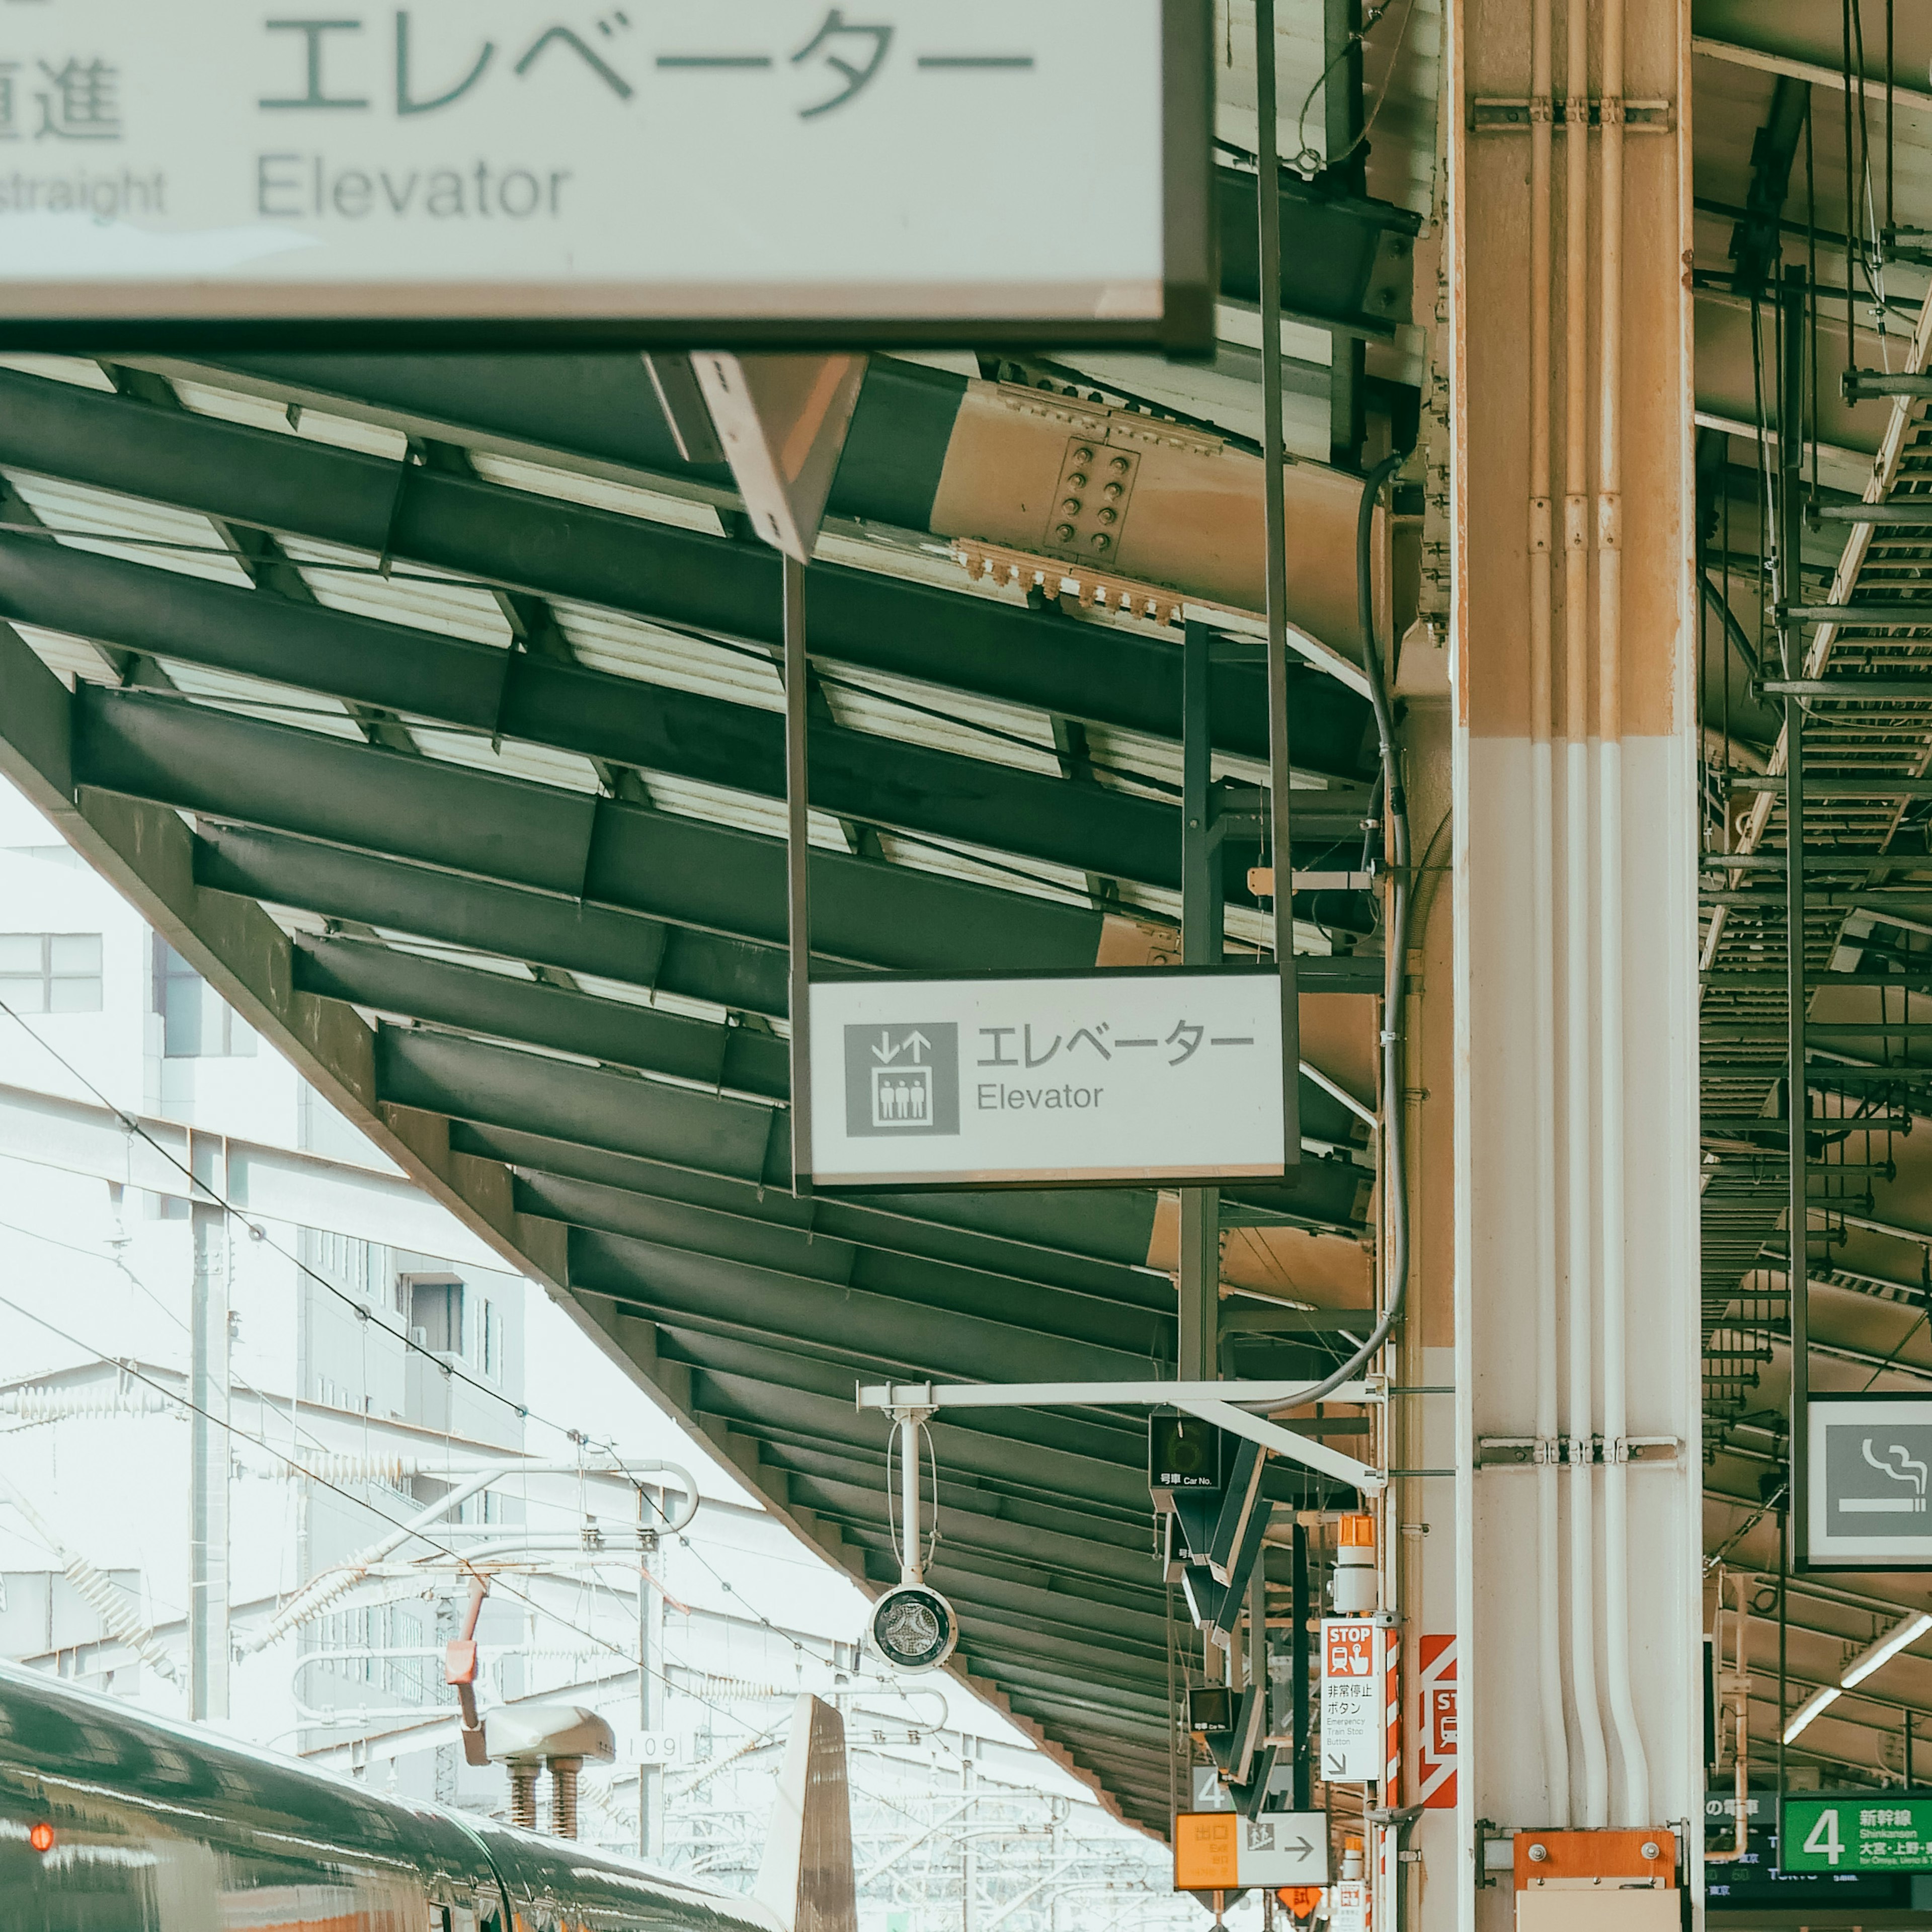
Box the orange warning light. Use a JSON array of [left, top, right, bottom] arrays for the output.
[[29, 1822, 54, 1853]]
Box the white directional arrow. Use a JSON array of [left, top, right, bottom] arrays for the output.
[[1232, 1812, 1331, 1885]]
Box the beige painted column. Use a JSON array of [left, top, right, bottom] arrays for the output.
[[1439, 0, 1701, 1922]]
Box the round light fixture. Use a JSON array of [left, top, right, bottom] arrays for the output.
[[866, 1583, 958, 1673]]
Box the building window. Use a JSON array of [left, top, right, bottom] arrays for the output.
[[153, 938, 255, 1057], [0, 933, 103, 1014], [407, 1276, 466, 1359]]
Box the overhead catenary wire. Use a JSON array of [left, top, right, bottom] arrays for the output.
[[0, 994, 873, 1693], [0, 1012, 909, 1711], [0, 1277, 782, 1741]]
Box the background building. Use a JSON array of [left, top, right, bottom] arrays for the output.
[[0, 776, 1192, 1932]]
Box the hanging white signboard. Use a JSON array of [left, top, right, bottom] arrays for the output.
[[806, 969, 1286, 1188], [1805, 1393, 1932, 1569], [1320, 1617, 1381, 1783], [0, 0, 1211, 347]]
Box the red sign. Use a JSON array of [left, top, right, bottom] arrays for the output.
[[1418, 1634, 1457, 1809], [1326, 1621, 1376, 1677]]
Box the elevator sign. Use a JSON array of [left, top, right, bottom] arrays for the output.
[[807, 970, 1287, 1189], [0, 0, 1212, 347], [1806, 1394, 1932, 1568]]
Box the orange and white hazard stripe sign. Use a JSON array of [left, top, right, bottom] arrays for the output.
[[1417, 1635, 1457, 1809], [1385, 1637, 1402, 1797]]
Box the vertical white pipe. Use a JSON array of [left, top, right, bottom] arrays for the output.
[[1595, 0, 1648, 1826], [1528, 0, 1572, 1826], [1564, 0, 1611, 1829], [899, 1414, 923, 1583]]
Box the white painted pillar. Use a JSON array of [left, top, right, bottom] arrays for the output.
[[1435, 0, 1701, 1923]]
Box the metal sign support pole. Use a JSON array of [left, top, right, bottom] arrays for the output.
[[1255, 0, 1304, 1175], [1179, 622, 1225, 1381], [1292, 1521, 1312, 1811], [784, 555, 813, 1195], [1782, 265, 1808, 1556]]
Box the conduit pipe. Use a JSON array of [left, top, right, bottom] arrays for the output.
[[1706, 1573, 1750, 1863], [1563, 0, 1612, 1829], [1594, 0, 1649, 1828], [1528, 0, 1571, 1827], [1277, 450, 1410, 1413]]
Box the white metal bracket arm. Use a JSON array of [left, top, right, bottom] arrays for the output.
[[855, 1378, 1385, 1496], [1176, 1398, 1384, 1495]]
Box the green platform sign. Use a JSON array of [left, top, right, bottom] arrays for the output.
[[1784, 1796, 1932, 1873]]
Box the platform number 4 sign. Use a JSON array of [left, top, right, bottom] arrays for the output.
[[1803, 1810, 1844, 1867]]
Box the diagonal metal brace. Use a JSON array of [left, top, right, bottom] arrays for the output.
[[1177, 1397, 1384, 1494]]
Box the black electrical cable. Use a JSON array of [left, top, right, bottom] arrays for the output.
[[1281, 452, 1410, 1416]]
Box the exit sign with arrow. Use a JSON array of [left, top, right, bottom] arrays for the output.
[[1172, 1812, 1330, 1889]]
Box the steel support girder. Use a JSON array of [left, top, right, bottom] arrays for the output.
[[740, 1445, 1156, 1573], [0, 533, 1384, 892], [380, 1031, 1172, 1309], [0, 619, 1164, 1834], [987, 1696, 1170, 1754], [506, 1167, 1169, 1321], [776, 1468, 1161, 1595], [568, 1227, 1160, 1389], [957, 1653, 1173, 1722], [295, 935, 790, 1100], [656, 1344, 1153, 1517], [1215, 166, 1420, 340], [456, 1120, 1164, 1284], [1007, 1728, 1171, 1793], [666, 1331, 1153, 1494], [202, 824, 793, 1019], [74, 686, 1100, 972], [131, 352, 968, 535], [202, 813, 1384, 1021], [380, 1034, 1181, 1359], [0, 366, 1376, 776], [378, 1024, 781, 1187], [836, 1523, 1164, 1631], [954, 1624, 1171, 1695], [572, 1203, 1167, 1364], [489, 1135, 1162, 1299]]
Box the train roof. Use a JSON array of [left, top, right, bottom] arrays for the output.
[[0, 1661, 779, 1932]]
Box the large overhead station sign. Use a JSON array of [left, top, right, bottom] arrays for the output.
[[0, 0, 1212, 347], [1805, 1394, 1932, 1569], [806, 970, 1287, 1189]]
